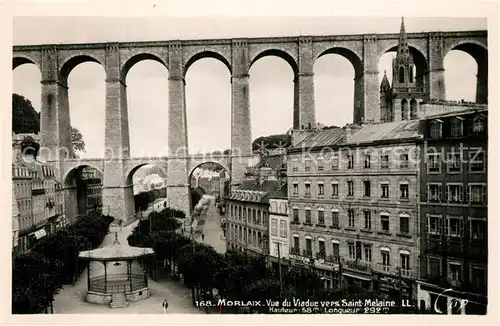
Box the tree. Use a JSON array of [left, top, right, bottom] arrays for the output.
[[252, 133, 291, 152], [12, 93, 86, 157], [70, 126, 86, 157]]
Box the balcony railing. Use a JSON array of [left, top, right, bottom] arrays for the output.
[[302, 249, 313, 258], [290, 247, 300, 255], [343, 259, 373, 274]]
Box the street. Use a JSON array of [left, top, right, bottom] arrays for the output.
[[194, 195, 226, 254]]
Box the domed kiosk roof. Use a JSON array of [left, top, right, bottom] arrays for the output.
[[79, 232, 154, 262]]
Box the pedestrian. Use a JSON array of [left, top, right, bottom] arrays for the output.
[[162, 298, 169, 314], [201, 233, 205, 241]]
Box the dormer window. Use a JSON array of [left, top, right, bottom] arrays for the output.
[[430, 119, 443, 139], [473, 116, 485, 133], [450, 117, 464, 137]]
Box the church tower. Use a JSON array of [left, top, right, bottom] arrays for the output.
[[391, 17, 425, 121], [379, 17, 425, 122]]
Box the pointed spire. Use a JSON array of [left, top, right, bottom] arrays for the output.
[[396, 16, 413, 66], [380, 69, 390, 90]]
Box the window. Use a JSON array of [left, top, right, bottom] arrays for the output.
[[428, 184, 442, 202], [292, 159, 298, 172], [469, 219, 485, 240], [450, 117, 463, 137], [293, 208, 299, 223], [449, 262, 462, 286], [363, 211, 371, 230], [318, 240, 325, 254], [430, 120, 443, 139], [331, 210, 339, 228], [280, 220, 287, 238], [473, 117, 485, 133], [381, 251, 390, 266], [347, 154, 354, 169], [400, 253, 410, 270], [381, 155, 389, 168], [364, 154, 371, 168], [318, 183, 324, 196], [380, 214, 390, 232], [348, 242, 355, 259], [331, 183, 339, 196], [427, 153, 441, 173], [363, 181, 371, 197], [305, 209, 312, 224], [445, 216, 464, 237], [468, 184, 486, 203], [293, 236, 300, 251], [428, 257, 441, 279], [305, 238, 312, 256], [469, 149, 485, 172], [381, 183, 389, 198], [347, 181, 354, 196], [400, 154, 409, 168], [447, 184, 463, 203], [271, 218, 278, 236], [331, 155, 339, 170], [318, 209, 325, 225], [305, 183, 311, 196], [317, 157, 324, 171], [293, 183, 298, 195], [410, 99, 418, 119], [447, 152, 461, 172], [400, 184, 409, 199], [363, 245, 372, 262], [401, 99, 408, 120], [400, 215, 409, 234], [427, 215, 443, 235], [332, 242, 340, 258], [348, 209, 355, 228], [305, 159, 311, 171], [470, 266, 485, 289], [399, 66, 405, 83]]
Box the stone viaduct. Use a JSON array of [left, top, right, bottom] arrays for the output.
[[12, 29, 488, 221]]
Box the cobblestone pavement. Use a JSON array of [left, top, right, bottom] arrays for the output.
[[52, 220, 202, 314]]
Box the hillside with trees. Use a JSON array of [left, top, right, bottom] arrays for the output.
[[252, 133, 291, 152], [12, 94, 86, 157]]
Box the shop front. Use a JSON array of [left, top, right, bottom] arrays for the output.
[[341, 259, 374, 291], [313, 258, 340, 289], [374, 272, 413, 300]]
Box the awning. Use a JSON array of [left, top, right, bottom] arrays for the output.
[[343, 272, 372, 281], [32, 228, 47, 239]]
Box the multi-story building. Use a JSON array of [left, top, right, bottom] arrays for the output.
[[380, 17, 425, 123], [12, 133, 66, 253], [12, 182, 20, 251], [79, 166, 103, 216], [225, 167, 281, 256], [287, 121, 421, 296], [268, 184, 289, 263], [417, 107, 488, 314]]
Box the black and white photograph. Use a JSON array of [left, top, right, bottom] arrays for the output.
[[5, 0, 497, 321]]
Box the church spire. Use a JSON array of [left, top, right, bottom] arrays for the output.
[[380, 70, 390, 90], [396, 17, 413, 65]]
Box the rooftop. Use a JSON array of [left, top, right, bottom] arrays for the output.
[[423, 107, 488, 120], [345, 120, 421, 145], [79, 232, 154, 261]]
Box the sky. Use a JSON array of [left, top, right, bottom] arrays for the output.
[[12, 16, 486, 159]]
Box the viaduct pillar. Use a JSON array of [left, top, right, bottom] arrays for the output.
[[101, 44, 135, 223], [293, 37, 316, 129], [427, 34, 446, 101], [353, 73, 365, 123], [476, 55, 488, 104], [362, 35, 380, 123], [230, 40, 252, 189], [166, 42, 192, 216], [39, 46, 72, 177]]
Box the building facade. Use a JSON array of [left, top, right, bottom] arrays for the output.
[[417, 107, 488, 314], [79, 166, 103, 216], [268, 187, 290, 262], [287, 122, 421, 297], [225, 168, 281, 255]]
